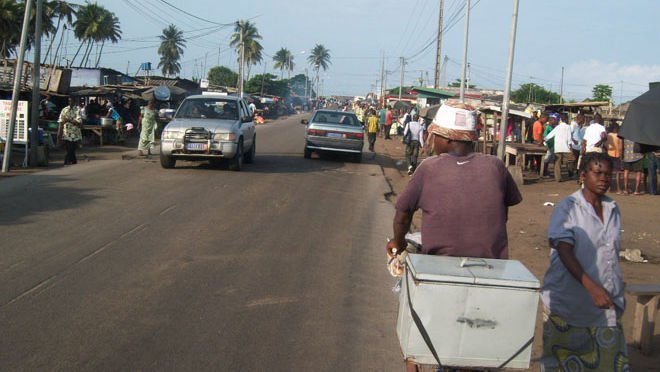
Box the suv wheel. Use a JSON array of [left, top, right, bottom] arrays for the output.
[[244, 136, 256, 163], [228, 141, 243, 171], [160, 154, 176, 168]]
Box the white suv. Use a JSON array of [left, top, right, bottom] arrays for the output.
[[160, 95, 256, 170]]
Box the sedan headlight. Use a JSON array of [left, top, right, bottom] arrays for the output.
[[213, 132, 236, 141], [162, 130, 183, 140]]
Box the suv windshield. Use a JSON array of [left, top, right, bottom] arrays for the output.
[[312, 112, 360, 126], [176, 98, 239, 120]]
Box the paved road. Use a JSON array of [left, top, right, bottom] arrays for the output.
[[0, 114, 401, 371]]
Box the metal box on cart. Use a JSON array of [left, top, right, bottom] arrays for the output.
[[397, 254, 540, 369]]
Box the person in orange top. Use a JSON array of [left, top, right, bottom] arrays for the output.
[[530, 113, 548, 171], [533, 113, 548, 144], [607, 122, 624, 193]]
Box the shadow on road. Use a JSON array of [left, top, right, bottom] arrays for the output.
[[0, 174, 101, 226]]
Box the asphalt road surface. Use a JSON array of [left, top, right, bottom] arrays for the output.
[[0, 114, 401, 371]]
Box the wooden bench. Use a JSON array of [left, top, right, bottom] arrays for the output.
[[627, 284, 660, 355]]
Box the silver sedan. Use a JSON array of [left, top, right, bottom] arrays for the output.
[[302, 110, 364, 162]]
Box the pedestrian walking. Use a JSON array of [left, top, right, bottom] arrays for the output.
[[57, 97, 82, 165], [542, 113, 559, 177], [606, 123, 624, 193], [384, 105, 394, 140], [366, 109, 379, 152], [403, 114, 424, 175], [622, 138, 644, 195], [540, 152, 628, 371], [138, 100, 158, 156]]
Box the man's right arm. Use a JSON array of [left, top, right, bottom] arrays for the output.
[[386, 209, 414, 255]]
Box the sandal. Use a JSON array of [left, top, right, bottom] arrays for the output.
[[633, 192, 642, 195]]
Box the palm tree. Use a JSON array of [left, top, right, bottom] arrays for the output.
[[307, 44, 331, 98], [71, 2, 121, 68], [272, 48, 294, 80], [0, 0, 22, 58], [158, 24, 186, 77], [230, 20, 263, 81], [43, 0, 77, 65]]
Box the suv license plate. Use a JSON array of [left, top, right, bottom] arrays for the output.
[[186, 143, 207, 151]]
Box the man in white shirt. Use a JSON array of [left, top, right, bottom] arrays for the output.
[[403, 114, 425, 175], [248, 101, 256, 116], [569, 113, 585, 174], [582, 113, 607, 154], [545, 113, 575, 182]]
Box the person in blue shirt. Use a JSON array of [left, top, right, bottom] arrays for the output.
[[540, 152, 628, 371]]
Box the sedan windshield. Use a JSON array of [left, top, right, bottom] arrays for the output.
[[312, 112, 360, 126], [176, 98, 239, 120]]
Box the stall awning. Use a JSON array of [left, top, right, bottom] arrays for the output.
[[410, 87, 455, 99]]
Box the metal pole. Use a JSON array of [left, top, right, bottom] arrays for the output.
[[459, 0, 470, 103], [30, 0, 43, 167], [380, 52, 385, 108], [434, 0, 444, 89], [398, 57, 404, 102], [2, 0, 33, 174], [559, 66, 564, 104], [304, 68, 308, 103], [496, 0, 520, 160], [238, 26, 244, 98]]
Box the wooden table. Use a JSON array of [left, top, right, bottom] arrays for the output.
[[504, 143, 547, 177], [82, 125, 115, 146], [627, 284, 660, 355]]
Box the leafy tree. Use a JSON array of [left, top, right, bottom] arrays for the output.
[[272, 47, 294, 80], [511, 83, 561, 104], [307, 44, 330, 98], [289, 73, 308, 97], [448, 78, 475, 89], [245, 73, 288, 97], [207, 65, 238, 87], [592, 84, 613, 102], [230, 20, 263, 81], [158, 24, 186, 77]]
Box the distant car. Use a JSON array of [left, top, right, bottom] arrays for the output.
[[159, 95, 256, 170], [302, 109, 364, 162]]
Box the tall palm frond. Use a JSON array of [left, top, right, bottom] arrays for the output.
[[158, 24, 186, 77]]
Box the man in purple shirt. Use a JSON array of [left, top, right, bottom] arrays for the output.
[[387, 105, 522, 260]]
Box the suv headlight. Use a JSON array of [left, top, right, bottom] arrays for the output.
[[162, 130, 183, 140], [214, 132, 236, 141]]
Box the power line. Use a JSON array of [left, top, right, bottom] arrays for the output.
[[156, 0, 235, 26]]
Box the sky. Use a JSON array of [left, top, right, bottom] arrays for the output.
[[34, 0, 660, 103]]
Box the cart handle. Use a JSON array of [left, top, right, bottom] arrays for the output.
[[459, 257, 492, 269]]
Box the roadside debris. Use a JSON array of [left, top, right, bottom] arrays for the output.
[[619, 248, 648, 263], [543, 202, 555, 207]]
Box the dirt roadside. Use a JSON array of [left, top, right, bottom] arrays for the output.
[[372, 134, 660, 371]]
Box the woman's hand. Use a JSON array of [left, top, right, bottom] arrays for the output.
[[585, 280, 614, 309]]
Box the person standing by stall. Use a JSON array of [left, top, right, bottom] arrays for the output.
[[540, 152, 628, 371], [138, 100, 158, 156], [58, 97, 82, 165]]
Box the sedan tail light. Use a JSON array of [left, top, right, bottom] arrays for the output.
[[345, 132, 364, 140], [307, 128, 327, 136]]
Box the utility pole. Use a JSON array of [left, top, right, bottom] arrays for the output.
[[260, 63, 267, 96], [30, 0, 43, 166], [434, 0, 444, 89], [440, 55, 448, 87], [304, 68, 309, 103], [238, 27, 245, 98], [459, 0, 470, 103], [496, 0, 520, 160], [2, 0, 33, 174], [433, 0, 445, 89], [399, 57, 405, 102], [380, 53, 385, 108], [559, 66, 564, 104]]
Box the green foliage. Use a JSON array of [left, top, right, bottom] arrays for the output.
[[592, 84, 613, 102], [71, 2, 121, 67], [448, 78, 476, 89], [245, 73, 288, 96], [511, 83, 561, 104], [289, 74, 308, 97], [272, 47, 294, 79], [230, 19, 263, 79], [207, 65, 238, 87]]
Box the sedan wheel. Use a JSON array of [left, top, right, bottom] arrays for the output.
[[303, 147, 312, 159]]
